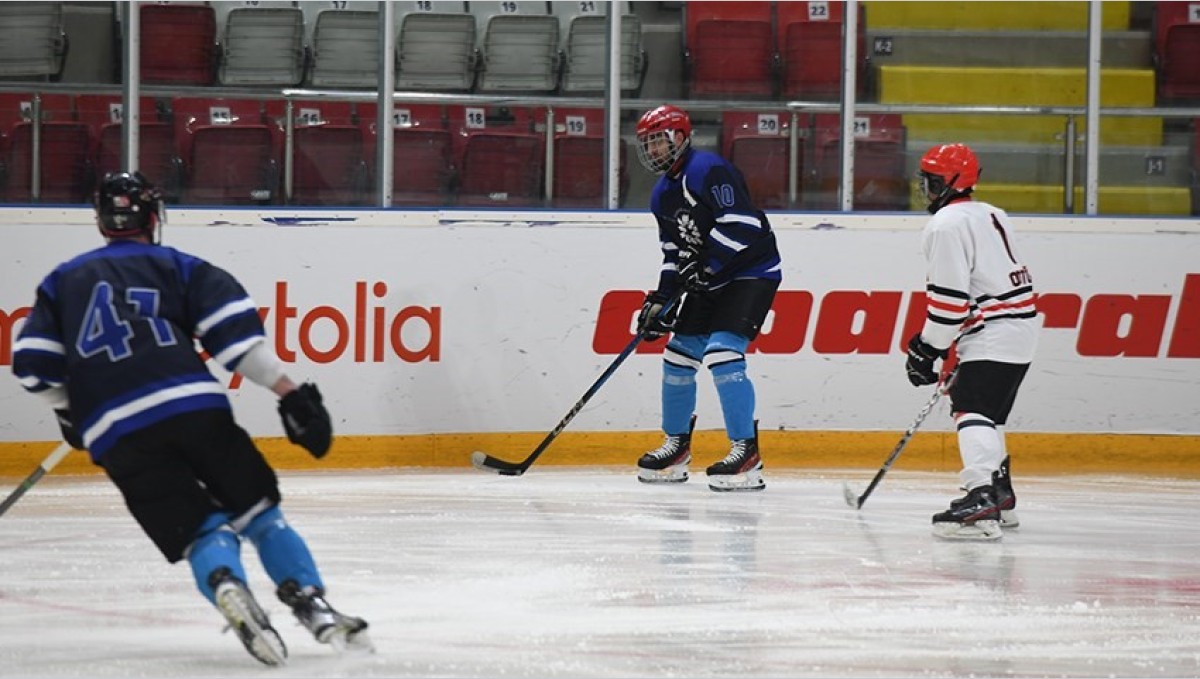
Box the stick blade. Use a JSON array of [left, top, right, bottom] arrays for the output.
[[842, 482, 862, 509], [470, 451, 526, 476]]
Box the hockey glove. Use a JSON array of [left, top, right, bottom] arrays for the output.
[[678, 257, 710, 293], [279, 383, 333, 458], [905, 333, 946, 387], [54, 409, 85, 450], [637, 291, 678, 340]]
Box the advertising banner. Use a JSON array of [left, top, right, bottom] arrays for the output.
[[3, 218, 1197, 443]]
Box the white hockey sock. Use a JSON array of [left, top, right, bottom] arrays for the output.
[[955, 412, 1005, 490]]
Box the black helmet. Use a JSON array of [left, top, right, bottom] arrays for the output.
[[95, 171, 164, 241]]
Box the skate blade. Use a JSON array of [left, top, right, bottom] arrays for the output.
[[932, 519, 1002, 541], [706, 469, 765, 492], [329, 628, 376, 655], [1000, 509, 1020, 529], [636, 464, 689, 484], [216, 588, 287, 666]]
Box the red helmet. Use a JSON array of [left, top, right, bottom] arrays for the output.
[[635, 105, 692, 175], [918, 143, 980, 213]]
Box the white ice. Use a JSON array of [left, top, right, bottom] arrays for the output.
[[2, 468, 1199, 678]]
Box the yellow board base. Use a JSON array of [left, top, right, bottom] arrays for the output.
[[3, 430, 1198, 478]]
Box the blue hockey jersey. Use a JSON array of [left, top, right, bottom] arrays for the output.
[[648, 148, 782, 294], [12, 240, 267, 461]]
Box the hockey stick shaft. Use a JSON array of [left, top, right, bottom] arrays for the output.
[[473, 289, 686, 476], [0, 442, 73, 518], [848, 366, 958, 509]]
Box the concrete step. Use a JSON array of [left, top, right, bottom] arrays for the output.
[[867, 29, 1151, 69], [882, 65, 1161, 145], [966, 184, 1192, 216], [863, 1, 1132, 32], [903, 142, 1194, 186]]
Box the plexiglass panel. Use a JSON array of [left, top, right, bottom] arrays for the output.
[[0, 1, 1192, 217]]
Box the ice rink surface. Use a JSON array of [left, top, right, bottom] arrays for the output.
[[2, 467, 1198, 679]]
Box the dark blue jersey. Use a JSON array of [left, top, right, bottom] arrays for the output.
[[649, 148, 782, 294], [12, 240, 267, 461]]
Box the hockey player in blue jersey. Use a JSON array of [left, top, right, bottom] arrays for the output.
[[632, 105, 783, 492], [11, 172, 371, 665]]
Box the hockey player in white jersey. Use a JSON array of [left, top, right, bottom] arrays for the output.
[[905, 144, 1039, 541]]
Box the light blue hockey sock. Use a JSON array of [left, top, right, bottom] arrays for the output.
[[707, 331, 756, 441], [187, 512, 244, 605], [662, 362, 697, 435], [240, 505, 323, 592], [663, 334, 704, 435]]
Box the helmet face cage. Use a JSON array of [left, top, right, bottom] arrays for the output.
[[635, 105, 692, 175], [636, 128, 690, 175], [96, 172, 164, 242]]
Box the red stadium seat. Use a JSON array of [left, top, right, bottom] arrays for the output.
[[1154, 1, 1200, 100], [264, 100, 367, 205], [139, 3, 217, 86], [447, 105, 545, 207], [551, 107, 628, 208], [777, 2, 868, 100], [4, 121, 93, 203], [171, 97, 278, 205], [721, 111, 796, 210], [76, 94, 162, 134], [76, 95, 181, 197], [811, 113, 907, 211], [683, 1, 776, 98], [292, 125, 367, 205], [0, 92, 73, 130], [359, 103, 453, 206], [0, 93, 92, 203]]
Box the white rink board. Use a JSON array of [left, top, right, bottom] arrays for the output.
[[2, 210, 1198, 441]]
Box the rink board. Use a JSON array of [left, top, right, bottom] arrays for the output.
[[1, 208, 1197, 476]]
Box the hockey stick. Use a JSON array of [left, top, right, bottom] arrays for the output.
[[471, 289, 686, 476], [843, 366, 959, 510], [0, 442, 73, 518]]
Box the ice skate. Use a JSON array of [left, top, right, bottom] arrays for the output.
[[994, 456, 1019, 528], [277, 580, 374, 654], [950, 458, 1018, 528], [637, 417, 695, 484], [705, 435, 765, 492], [210, 568, 287, 667], [932, 485, 1002, 541]]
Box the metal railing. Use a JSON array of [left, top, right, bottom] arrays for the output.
[[2, 82, 1198, 214]]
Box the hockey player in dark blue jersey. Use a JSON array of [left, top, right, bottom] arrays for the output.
[[632, 105, 782, 492], [11, 172, 371, 665]]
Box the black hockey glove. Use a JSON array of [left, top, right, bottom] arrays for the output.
[[637, 291, 678, 340], [54, 409, 85, 450], [679, 257, 711, 293], [278, 383, 333, 458], [905, 333, 946, 387]]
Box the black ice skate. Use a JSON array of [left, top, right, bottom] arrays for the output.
[[993, 456, 1018, 528], [277, 580, 374, 653], [210, 568, 288, 667], [637, 416, 695, 484], [705, 431, 765, 492], [950, 457, 1018, 528], [932, 485, 1002, 541]]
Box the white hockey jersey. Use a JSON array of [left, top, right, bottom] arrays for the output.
[[920, 199, 1040, 364]]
